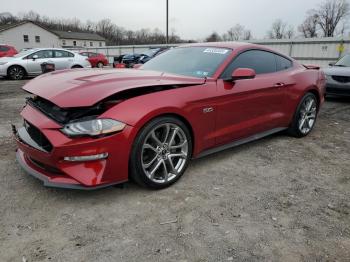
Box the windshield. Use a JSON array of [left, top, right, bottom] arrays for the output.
[[335, 54, 350, 67], [13, 50, 36, 58], [141, 47, 232, 78], [142, 48, 159, 57]]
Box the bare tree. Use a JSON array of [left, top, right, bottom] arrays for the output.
[[227, 24, 244, 40], [316, 0, 350, 37], [243, 30, 253, 40], [298, 12, 319, 38], [286, 25, 295, 39], [268, 19, 287, 39], [222, 24, 253, 41], [205, 32, 222, 42]]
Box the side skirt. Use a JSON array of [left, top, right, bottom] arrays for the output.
[[195, 127, 287, 159]]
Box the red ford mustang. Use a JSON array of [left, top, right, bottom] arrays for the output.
[[13, 42, 326, 190]]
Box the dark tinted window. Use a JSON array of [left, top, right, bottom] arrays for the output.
[[54, 50, 74, 58], [0, 46, 9, 52], [276, 55, 292, 71], [222, 50, 277, 79]]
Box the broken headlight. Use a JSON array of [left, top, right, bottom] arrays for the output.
[[61, 119, 126, 137]]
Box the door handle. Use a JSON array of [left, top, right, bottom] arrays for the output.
[[274, 82, 285, 87]]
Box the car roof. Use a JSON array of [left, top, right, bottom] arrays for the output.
[[28, 48, 74, 51], [182, 41, 259, 50]]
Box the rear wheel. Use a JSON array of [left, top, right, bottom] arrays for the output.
[[8, 65, 25, 80], [97, 62, 104, 68], [130, 116, 192, 189], [288, 92, 318, 137]]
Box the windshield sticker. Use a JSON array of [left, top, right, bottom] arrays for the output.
[[203, 48, 229, 55], [196, 71, 209, 76]]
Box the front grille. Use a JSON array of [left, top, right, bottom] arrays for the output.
[[24, 120, 53, 152], [332, 75, 350, 83]]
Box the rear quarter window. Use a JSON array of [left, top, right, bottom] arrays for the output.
[[276, 55, 293, 71]]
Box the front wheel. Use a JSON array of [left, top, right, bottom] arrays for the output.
[[288, 92, 318, 137], [130, 116, 192, 189], [8, 66, 25, 80], [96, 62, 104, 68]]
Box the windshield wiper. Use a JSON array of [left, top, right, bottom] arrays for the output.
[[334, 64, 348, 67]]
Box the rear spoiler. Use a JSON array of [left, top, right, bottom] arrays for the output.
[[303, 64, 320, 70]]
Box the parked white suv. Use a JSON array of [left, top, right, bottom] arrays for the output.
[[0, 48, 91, 80]]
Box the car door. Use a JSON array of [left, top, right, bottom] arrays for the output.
[[88, 53, 98, 67], [53, 50, 74, 70], [25, 50, 54, 75], [215, 49, 291, 146]]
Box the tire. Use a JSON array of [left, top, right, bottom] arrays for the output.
[[96, 62, 104, 68], [130, 116, 193, 189], [288, 92, 318, 138], [7, 65, 26, 80], [71, 65, 83, 69]]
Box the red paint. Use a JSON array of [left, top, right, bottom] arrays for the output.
[[16, 43, 325, 188], [0, 45, 17, 57], [79, 52, 108, 68]]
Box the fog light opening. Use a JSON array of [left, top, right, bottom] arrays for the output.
[[63, 153, 108, 162]]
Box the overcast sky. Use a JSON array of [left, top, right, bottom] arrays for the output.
[[3, 0, 324, 40]]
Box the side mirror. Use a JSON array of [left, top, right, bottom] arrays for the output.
[[231, 68, 256, 81], [32, 54, 39, 60], [329, 62, 335, 66]]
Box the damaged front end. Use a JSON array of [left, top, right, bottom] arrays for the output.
[[26, 96, 111, 125]]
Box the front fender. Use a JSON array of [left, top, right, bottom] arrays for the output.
[[100, 83, 218, 156]]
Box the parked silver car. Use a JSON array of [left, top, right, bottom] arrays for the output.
[[0, 48, 91, 80], [323, 54, 350, 97]]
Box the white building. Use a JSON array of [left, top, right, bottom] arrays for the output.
[[0, 21, 106, 51]]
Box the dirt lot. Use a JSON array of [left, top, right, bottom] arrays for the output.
[[0, 78, 349, 262]]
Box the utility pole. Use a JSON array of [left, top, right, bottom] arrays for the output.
[[166, 0, 169, 45]]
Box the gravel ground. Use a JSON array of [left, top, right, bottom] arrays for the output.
[[0, 79, 349, 262]]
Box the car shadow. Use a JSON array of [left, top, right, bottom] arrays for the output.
[[325, 95, 350, 104]]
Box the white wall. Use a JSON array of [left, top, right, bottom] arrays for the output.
[[0, 22, 60, 51], [61, 39, 105, 48]]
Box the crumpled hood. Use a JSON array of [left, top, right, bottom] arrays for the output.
[[22, 68, 205, 108], [322, 66, 350, 76]]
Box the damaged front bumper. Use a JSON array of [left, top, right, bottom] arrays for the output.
[[13, 104, 134, 190]]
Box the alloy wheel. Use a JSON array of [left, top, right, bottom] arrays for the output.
[[141, 123, 189, 184], [9, 66, 24, 80], [298, 96, 317, 134]]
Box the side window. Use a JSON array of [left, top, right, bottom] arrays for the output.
[[276, 55, 293, 71], [222, 50, 277, 79], [27, 50, 53, 59], [0, 46, 9, 52], [54, 50, 74, 58]]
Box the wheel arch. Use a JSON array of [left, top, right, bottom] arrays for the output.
[[304, 87, 321, 111], [71, 64, 83, 69], [133, 112, 195, 156], [7, 64, 27, 76]]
